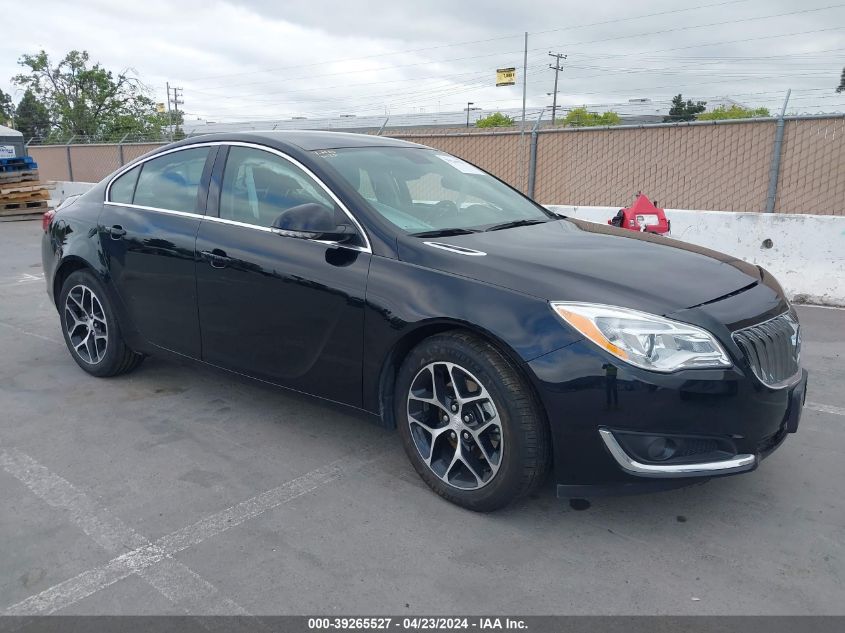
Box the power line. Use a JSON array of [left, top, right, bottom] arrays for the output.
[[185, 21, 845, 102], [185, 48, 845, 104], [187, 66, 550, 114], [183, 59, 832, 119], [184, 0, 758, 84], [179, 15, 845, 122], [548, 4, 845, 51], [189, 63, 550, 105], [186, 5, 844, 94]]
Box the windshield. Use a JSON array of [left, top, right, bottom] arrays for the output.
[[315, 147, 553, 235]]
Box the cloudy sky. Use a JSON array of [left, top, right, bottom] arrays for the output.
[[2, 0, 843, 124]]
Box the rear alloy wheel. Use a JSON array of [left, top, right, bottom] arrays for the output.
[[59, 270, 144, 377], [64, 284, 109, 365], [396, 331, 550, 511]]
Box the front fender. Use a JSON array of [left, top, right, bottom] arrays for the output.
[[362, 256, 582, 415]]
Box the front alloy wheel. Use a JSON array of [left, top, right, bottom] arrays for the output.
[[396, 331, 550, 511], [407, 361, 503, 490]]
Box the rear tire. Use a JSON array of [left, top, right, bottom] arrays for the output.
[[395, 331, 550, 511], [59, 270, 144, 377]]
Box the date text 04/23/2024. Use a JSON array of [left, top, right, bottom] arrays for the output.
[[307, 617, 528, 630]]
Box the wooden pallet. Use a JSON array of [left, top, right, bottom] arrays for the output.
[[0, 190, 51, 203], [0, 170, 39, 183], [0, 199, 50, 214], [0, 181, 55, 195]]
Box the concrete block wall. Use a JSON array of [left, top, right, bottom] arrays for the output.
[[546, 205, 845, 307]]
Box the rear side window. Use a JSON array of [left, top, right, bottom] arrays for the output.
[[109, 165, 140, 204], [133, 147, 210, 213]]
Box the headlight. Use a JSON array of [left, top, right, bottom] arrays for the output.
[[550, 302, 732, 372]]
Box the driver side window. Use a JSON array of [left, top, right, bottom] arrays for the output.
[[220, 146, 333, 228]]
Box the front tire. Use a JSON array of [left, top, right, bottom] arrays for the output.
[[395, 331, 550, 511], [59, 270, 144, 377]]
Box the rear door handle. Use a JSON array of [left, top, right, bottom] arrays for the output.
[[109, 225, 126, 239], [200, 249, 232, 269]]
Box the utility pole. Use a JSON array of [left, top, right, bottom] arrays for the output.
[[466, 102, 474, 128], [521, 32, 528, 130], [166, 82, 172, 141], [548, 52, 566, 126], [167, 84, 184, 140]]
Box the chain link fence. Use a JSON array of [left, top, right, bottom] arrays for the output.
[[25, 114, 845, 215]]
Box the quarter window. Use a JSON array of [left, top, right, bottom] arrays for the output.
[[109, 165, 140, 204], [219, 146, 333, 228], [133, 147, 210, 213]]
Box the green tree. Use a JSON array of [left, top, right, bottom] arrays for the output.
[[13, 89, 51, 139], [559, 107, 621, 127], [475, 112, 515, 128], [12, 50, 159, 140], [698, 105, 771, 121], [0, 88, 13, 126], [837, 67, 845, 93], [664, 94, 707, 122]]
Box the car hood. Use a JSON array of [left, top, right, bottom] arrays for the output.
[[396, 218, 762, 316]]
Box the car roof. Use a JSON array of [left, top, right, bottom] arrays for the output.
[[169, 130, 427, 152]]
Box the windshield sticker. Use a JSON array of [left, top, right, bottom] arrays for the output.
[[434, 154, 484, 175]]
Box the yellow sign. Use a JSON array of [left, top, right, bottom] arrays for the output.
[[496, 67, 516, 87], [156, 102, 166, 113]]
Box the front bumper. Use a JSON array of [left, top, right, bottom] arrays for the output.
[[527, 336, 807, 497]]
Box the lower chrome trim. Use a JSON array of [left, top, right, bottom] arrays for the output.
[[598, 429, 756, 478]]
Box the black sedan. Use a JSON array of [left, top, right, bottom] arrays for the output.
[[42, 131, 806, 511]]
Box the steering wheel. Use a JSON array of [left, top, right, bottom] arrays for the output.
[[430, 200, 460, 222]]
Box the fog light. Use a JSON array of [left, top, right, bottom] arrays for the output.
[[646, 437, 677, 461]]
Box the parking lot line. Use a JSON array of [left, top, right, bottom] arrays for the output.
[[1, 446, 382, 616], [0, 447, 249, 616], [806, 402, 845, 417], [0, 447, 149, 552], [0, 272, 45, 288], [0, 320, 62, 345]]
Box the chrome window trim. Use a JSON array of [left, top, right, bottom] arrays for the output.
[[103, 202, 201, 220], [104, 140, 372, 253], [598, 429, 756, 478]]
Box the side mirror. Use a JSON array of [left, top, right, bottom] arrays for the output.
[[271, 203, 355, 242]]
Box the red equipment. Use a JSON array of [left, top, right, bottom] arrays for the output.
[[608, 193, 670, 235]]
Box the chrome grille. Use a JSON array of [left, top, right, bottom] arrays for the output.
[[732, 312, 800, 388]]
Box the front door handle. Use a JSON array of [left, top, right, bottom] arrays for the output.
[[200, 249, 232, 269], [109, 225, 126, 239]]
